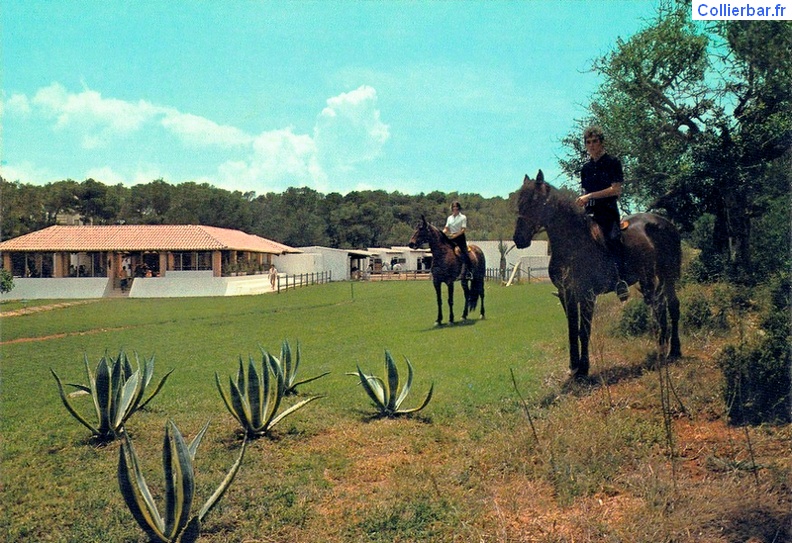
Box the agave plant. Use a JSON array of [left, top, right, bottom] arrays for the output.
[[350, 351, 434, 417], [215, 351, 322, 438], [274, 340, 329, 396], [51, 351, 173, 441], [118, 420, 247, 543]]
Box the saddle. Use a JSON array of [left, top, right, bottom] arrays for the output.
[[588, 218, 630, 248]]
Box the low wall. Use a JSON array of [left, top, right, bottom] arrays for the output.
[[0, 277, 111, 300], [129, 271, 274, 298]]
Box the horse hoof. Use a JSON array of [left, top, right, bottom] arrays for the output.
[[434, 321, 443, 327], [568, 368, 589, 380]]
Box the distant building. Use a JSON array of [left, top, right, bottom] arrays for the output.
[[0, 224, 299, 299]]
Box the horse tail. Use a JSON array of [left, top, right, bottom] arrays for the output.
[[466, 248, 486, 311], [467, 276, 482, 310]]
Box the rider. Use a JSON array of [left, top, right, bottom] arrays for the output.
[[443, 201, 473, 279], [575, 126, 630, 302]]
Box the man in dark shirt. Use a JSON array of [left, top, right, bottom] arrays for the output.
[[576, 126, 630, 301]]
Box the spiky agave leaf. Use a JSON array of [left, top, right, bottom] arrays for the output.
[[163, 421, 195, 540], [51, 369, 101, 435], [392, 356, 434, 415], [197, 434, 247, 522], [354, 366, 388, 411], [274, 341, 330, 395], [118, 431, 169, 542], [137, 354, 175, 411]]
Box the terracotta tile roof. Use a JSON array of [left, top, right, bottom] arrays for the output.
[[0, 225, 299, 254]]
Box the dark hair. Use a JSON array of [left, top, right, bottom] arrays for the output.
[[584, 125, 604, 142], [451, 201, 462, 211]]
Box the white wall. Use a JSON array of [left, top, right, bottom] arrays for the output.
[[0, 277, 111, 300]]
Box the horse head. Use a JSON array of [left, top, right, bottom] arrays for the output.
[[408, 215, 431, 249], [513, 170, 551, 248]]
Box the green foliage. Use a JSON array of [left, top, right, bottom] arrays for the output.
[[615, 299, 650, 337], [0, 268, 14, 293], [118, 420, 247, 543], [350, 351, 434, 418], [51, 351, 173, 441], [681, 286, 730, 335], [276, 340, 330, 396], [719, 273, 791, 424], [215, 351, 322, 438]]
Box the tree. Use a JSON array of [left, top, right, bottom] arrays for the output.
[[561, 4, 792, 282]]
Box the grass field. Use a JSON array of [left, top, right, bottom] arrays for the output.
[[2, 280, 790, 542]]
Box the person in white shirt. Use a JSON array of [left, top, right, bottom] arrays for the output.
[[443, 201, 473, 278]]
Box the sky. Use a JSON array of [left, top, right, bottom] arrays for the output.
[[1, 0, 662, 198]]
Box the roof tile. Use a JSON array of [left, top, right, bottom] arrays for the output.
[[0, 225, 299, 254]]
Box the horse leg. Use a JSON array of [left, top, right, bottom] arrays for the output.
[[434, 280, 444, 325], [479, 278, 485, 319], [461, 279, 470, 320], [577, 295, 595, 377], [447, 281, 455, 324], [667, 286, 682, 358], [563, 296, 582, 376], [642, 283, 670, 362]]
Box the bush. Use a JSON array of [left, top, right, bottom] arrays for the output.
[[679, 283, 731, 335], [719, 273, 791, 425], [615, 299, 650, 337], [0, 268, 14, 293]]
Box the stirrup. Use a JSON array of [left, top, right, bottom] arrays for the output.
[[615, 280, 630, 302]]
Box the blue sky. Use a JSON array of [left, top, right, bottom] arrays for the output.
[[2, 1, 661, 198]]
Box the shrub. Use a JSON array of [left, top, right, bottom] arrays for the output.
[[0, 268, 14, 293], [215, 351, 322, 438], [615, 299, 650, 337], [349, 351, 434, 418], [51, 351, 173, 441], [719, 273, 791, 424]]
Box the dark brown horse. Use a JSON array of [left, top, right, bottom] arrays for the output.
[[513, 170, 681, 377], [408, 216, 486, 325]]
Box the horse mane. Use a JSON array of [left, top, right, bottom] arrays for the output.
[[520, 180, 589, 231], [425, 220, 454, 247]]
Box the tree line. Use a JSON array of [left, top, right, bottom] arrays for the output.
[[0, 176, 520, 250]]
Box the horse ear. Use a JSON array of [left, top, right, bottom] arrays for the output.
[[536, 170, 544, 184], [421, 214, 427, 224], [523, 174, 530, 185]]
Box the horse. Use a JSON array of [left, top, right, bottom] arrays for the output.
[[513, 170, 681, 378], [408, 216, 486, 325]]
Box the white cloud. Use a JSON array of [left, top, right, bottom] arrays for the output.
[[84, 166, 127, 185], [313, 85, 390, 169], [0, 161, 56, 184], [5, 83, 390, 193], [218, 86, 389, 193], [218, 128, 327, 192], [32, 83, 157, 144], [4, 93, 31, 116], [161, 110, 252, 147]]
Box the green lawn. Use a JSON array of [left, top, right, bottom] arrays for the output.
[[2, 280, 568, 542]]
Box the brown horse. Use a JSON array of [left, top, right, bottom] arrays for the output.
[[513, 170, 681, 377], [408, 216, 486, 325]]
